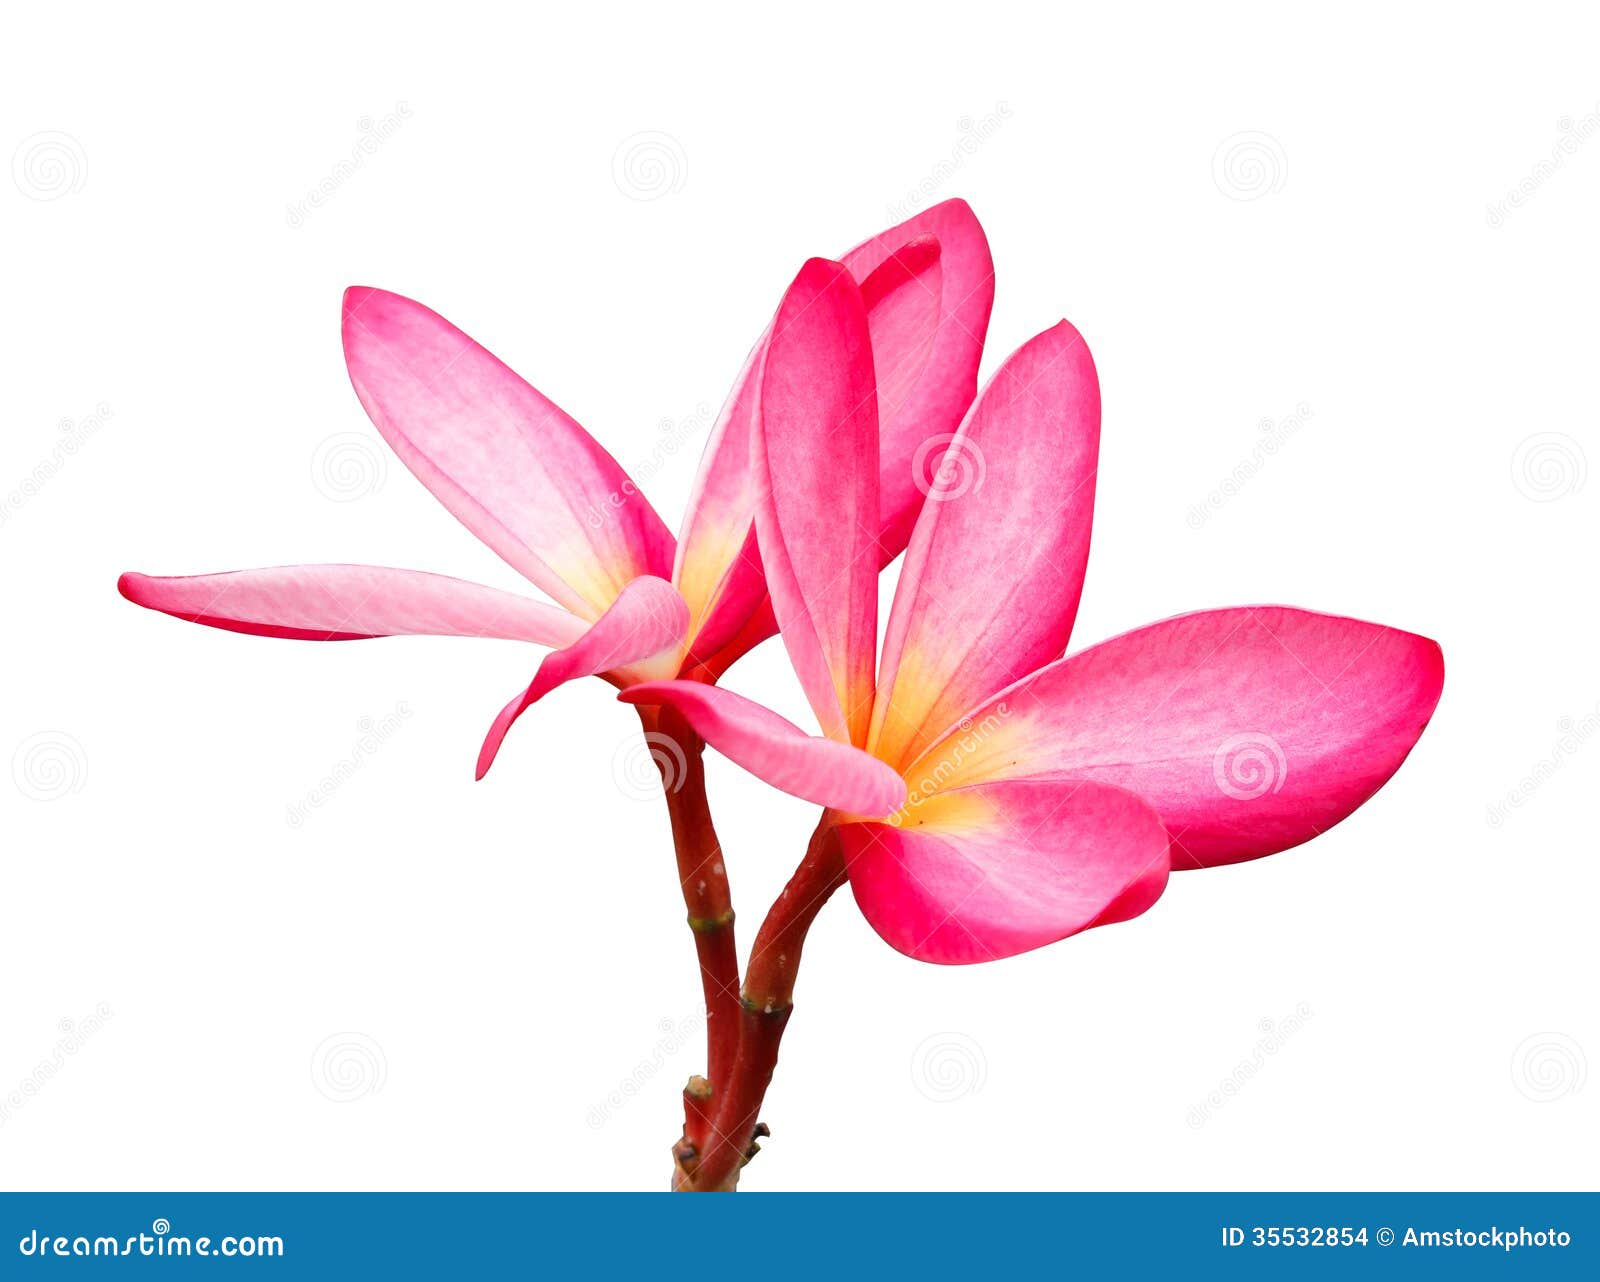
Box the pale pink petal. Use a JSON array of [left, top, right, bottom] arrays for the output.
[[903, 607, 1445, 869], [753, 258, 879, 746], [342, 287, 673, 618], [476, 576, 689, 780], [837, 778, 1170, 964], [841, 199, 994, 556], [618, 681, 905, 817], [118, 565, 586, 645], [868, 322, 1100, 772]]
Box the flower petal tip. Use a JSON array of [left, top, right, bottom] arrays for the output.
[[475, 692, 523, 782]]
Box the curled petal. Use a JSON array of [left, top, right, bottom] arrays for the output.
[[903, 606, 1445, 869], [675, 201, 987, 672], [619, 681, 906, 817], [476, 576, 689, 779], [838, 779, 1170, 964], [342, 287, 673, 618], [118, 565, 586, 645], [841, 199, 994, 557]]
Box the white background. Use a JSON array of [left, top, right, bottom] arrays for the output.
[[3, 1, 1595, 1192]]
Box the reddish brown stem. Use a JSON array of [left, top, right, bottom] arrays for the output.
[[687, 817, 846, 1192], [641, 706, 741, 1095]]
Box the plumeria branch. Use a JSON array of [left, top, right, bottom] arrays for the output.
[[682, 818, 846, 1192], [640, 705, 742, 1093]]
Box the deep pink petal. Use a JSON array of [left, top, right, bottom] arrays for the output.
[[753, 258, 879, 746], [904, 607, 1445, 869], [837, 778, 1170, 964], [118, 565, 586, 645], [841, 199, 994, 556], [476, 576, 689, 779], [869, 321, 1100, 772], [618, 681, 905, 817], [342, 287, 674, 618], [675, 202, 989, 672]]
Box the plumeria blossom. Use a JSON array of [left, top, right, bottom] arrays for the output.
[[118, 202, 994, 783], [623, 259, 1445, 965]]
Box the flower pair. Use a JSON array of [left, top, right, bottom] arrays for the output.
[[622, 258, 1444, 963], [120, 199, 1442, 975]]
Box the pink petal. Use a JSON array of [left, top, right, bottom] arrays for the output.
[[342, 287, 674, 618], [841, 199, 994, 556], [674, 201, 990, 671], [753, 258, 880, 747], [869, 321, 1100, 772], [669, 335, 769, 665], [618, 681, 906, 817], [118, 565, 587, 645], [476, 576, 689, 779], [674, 240, 942, 669], [837, 778, 1170, 964], [903, 606, 1445, 869]]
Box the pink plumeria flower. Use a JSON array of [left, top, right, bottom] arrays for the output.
[[623, 259, 1445, 963], [118, 203, 994, 776]]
